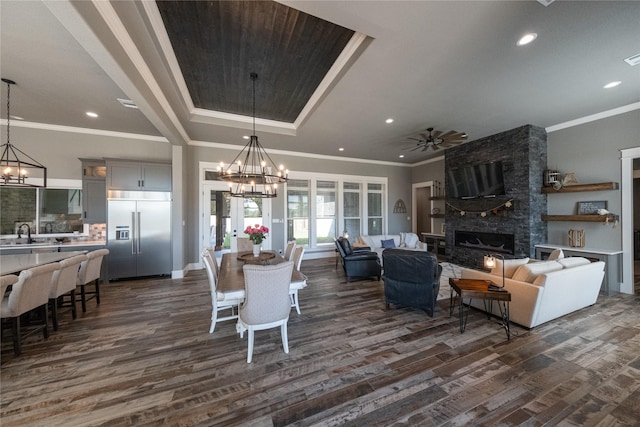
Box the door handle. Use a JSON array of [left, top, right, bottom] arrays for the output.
[[131, 212, 136, 254], [137, 212, 141, 254]]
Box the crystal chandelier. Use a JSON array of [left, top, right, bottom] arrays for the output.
[[217, 72, 287, 198], [1, 78, 47, 187]]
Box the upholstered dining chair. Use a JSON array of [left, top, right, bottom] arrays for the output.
[[49, 254, 87, 330], [201, 249, 243, 333], [237, 261, 294, 363], [283, 241, 296, 261], [1, 263, 60, 356], [237, 237, 253, 252], [289, 246, 305, 314], [204, 246, 219, 279], [76, 248, 109, 313]]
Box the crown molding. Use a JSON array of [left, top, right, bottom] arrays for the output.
[[546, 102, 640, 133], [189, 139, 409, 167], [0, 119, 169, 143]]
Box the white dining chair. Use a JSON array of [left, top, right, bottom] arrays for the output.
[[1, 263, 60, 356], [289, 246, 305, 314], [204, 246, 219, 279], [49, 254, 87, 330], [237, 261, 294, 363], [201, 249, 243, 333], [237, 237, 253, 252], [283, 241, 296, 261]]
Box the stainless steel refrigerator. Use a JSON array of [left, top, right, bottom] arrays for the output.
[[107, 191, 171, 280]]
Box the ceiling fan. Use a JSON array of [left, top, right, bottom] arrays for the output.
[[406, 127, 468, 152]]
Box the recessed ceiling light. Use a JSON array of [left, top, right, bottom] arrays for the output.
[[117, 98, 138, 109], [86, 112, 98, 118], [624, 53, 640, 66], [603, 81, 622, 89], [339, 147, 344, 151], [385, 118, 394, 124], [517, 33, 537, 46], [243, 135, 250, 140], [399, 154, 405, 158]]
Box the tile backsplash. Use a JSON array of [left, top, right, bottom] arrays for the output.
[[87, 223, 106, 241]]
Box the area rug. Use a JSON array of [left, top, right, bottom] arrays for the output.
[[437, 262, 463, 300]]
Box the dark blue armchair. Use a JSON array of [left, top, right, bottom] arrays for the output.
[[382, 248, 442, 316], [335, 237, 381, 282]]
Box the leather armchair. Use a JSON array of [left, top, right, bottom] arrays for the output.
[[335, 237, 381, 281], [382, 248, 442, 316]]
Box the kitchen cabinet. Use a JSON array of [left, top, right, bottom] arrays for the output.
[[81, 159, 106, 223], [107, 161, 171, 191]]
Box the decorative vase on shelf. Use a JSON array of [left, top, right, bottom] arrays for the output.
[[252, 244, 261, 257]]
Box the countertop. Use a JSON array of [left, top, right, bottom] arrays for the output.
[[0, 240, 107, 252]]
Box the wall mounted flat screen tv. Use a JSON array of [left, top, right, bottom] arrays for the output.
[[446, 160, 505, 199]]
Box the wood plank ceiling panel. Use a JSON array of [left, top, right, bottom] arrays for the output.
[[156, 0, 355, 123]]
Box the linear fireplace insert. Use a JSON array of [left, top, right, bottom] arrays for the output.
[[454, 230, 515, 255]]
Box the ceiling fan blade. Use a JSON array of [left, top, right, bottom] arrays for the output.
[[440, 130, 457, 139], [432, 130, 443, 138], [419, 133, 431, 141], [444, 132, 466, 141], [408, 137, 424, 142], [432, 143, 441, 150], [408, 145, 423, 151]]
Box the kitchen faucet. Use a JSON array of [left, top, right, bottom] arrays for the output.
[[17, 223, 34, 244]]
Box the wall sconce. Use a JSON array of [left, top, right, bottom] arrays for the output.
[[484, 253, 506, 290]]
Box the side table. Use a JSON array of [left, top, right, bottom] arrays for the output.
[[449, 278, 511, 340]]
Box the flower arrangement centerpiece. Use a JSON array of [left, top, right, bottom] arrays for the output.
[[245, 224, 269, 245]]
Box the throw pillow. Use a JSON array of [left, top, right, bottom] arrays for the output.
[[404, 233, 419, 248], [512, 261, 563, 283], [493, 257, 530, 278], [548, 249, 565, 260], [381, 239, 396, 249]]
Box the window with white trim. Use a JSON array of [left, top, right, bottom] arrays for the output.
[[287, 179, 309, 245], [367, 183, 384, 235], [285, 173, 386, 249], [343, 182, 361, 240]]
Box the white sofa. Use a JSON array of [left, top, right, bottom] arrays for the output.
[[460, 256, 605, 328], [356, 232, 428, 264]]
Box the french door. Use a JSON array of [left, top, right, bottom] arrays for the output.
[[201, 182, 271, 254]]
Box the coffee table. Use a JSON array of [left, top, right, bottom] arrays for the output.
[[449, 278, 511, 340]]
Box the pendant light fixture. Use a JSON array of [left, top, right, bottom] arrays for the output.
[[1, 78, 47, 187], [217, 72, 287, 198]]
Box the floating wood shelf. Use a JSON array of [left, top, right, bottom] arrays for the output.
[[540, 182, 619, 194], [541, 214, 618, 222]]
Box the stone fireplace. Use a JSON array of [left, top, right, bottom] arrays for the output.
[[445, 124, 547, 269]]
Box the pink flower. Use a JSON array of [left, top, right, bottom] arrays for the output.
[[245, 224, 268, 244]]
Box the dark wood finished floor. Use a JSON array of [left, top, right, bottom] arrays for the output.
[[2, 258, 640, 426]]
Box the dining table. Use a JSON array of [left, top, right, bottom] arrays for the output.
[[217, 251, 307, 297], [0, 250, 87, 276]]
